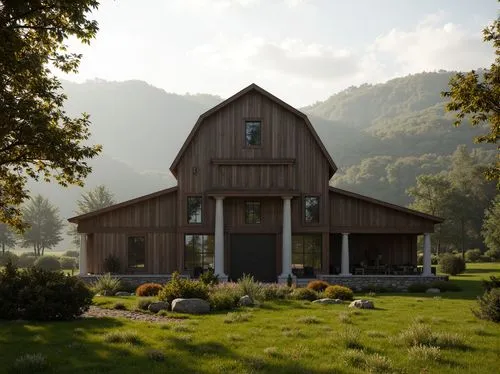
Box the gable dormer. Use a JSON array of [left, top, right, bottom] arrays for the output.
[[170, 84, 337, 194]]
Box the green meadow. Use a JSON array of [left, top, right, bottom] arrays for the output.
[[0, 263, 499, 374]]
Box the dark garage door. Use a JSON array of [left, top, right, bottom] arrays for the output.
[[230, 234, 276, 282]]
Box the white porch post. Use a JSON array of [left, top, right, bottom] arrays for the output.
[[340, 233, 351, 276], [79, 234, 87, 276], [422, 233, 433, 276], [279, 196, 293, 281], [214, 197, 227, 280]]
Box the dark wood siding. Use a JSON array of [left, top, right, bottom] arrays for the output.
[[329, 191, 434, 233]]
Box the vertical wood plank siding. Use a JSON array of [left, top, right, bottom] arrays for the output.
[[329, 191, 434, 233], [74, 87, 438, 277]]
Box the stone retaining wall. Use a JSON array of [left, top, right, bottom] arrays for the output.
[[316, 275, 449, 292]]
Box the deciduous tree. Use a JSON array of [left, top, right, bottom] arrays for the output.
[[482, 195, 500, 252], [69, 185, 115, 246], [442, 15, 500, 184], [0, 0, 101, 230], [20, 195, 63, 256], [0, 223, 16, 253]]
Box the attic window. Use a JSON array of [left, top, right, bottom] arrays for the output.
[[245, 121, 261, 146]]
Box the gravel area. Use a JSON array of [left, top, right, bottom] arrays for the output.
[[83, 306, 178, 323]]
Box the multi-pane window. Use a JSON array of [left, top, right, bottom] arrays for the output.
[[184, 235, 215, 277], [292, 235, 322, 277], [245, 201, 261, 224], [304, 196, 320, 223], [128, 236, 145, 270], [187, 196, 202, 223], [245, 121, 261, 146]]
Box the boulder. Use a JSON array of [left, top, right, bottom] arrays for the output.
[[148, 301, 169, 313], [171, 298, 210, 314], [349, 299, 374, 309], [312, 298, 343, 304], [426, 288, 440, 294], [239, 295, 253, 306], [115, 291, 130, 297]]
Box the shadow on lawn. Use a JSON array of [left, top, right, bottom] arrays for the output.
[[0, 317, 200, 373], [165, 336, 340, 374]]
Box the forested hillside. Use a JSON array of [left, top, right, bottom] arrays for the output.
[[303, 71, 496, 206]]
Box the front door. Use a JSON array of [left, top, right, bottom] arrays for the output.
[[230, 234, 276, 282]]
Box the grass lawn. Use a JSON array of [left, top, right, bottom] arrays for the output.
[[0, 264, 499, 373]]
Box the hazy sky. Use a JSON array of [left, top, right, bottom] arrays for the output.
[[58, 0, 499, 106]]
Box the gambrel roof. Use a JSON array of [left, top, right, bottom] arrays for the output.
[[169, 83, 338, 177]]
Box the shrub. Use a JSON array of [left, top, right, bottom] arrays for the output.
[[199, 268, 219, 286], [113, 302, 127, 310], [290, 287, 317, 301], [238, 274, 263, 302], [136, 297, 155, 311], [439, 254, 466, 275], [340, 326, 362, 349], [307, 280, 329, 292], [92, 273, 122, 296], [485, 248, 500, 261], [12, 353, 49, 373], [223, 312, 252, 323], [296, 315, 322, 324], [103, 254, 121, 273], [0, 252, 18, 266], [407, 345, 441, 362], [34, 256, 61, 271], [59, 256, 77, 270], [482, 276, 500, 292], [63, 250, 79, 258], [136, 283, 163, 297], [465, 249, 482, 263], [473, 288, 500, 323], [17, 253, 37, 268], [324, 285, 354, 300], [103, 331, 140, 345], [0, 262, 92, 321], [158, 272, 209, 304], [398, 323, 436, 347], [208, 283, 241, 311], [261, 283, 292, 300]]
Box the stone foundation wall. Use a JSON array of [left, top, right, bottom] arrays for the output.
[[316, 275, 449, 292]]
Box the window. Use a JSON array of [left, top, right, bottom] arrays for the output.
[[292, 235, 322, 277], [128, 236, 145, 270], [245, 201, 261, 224], [184, 235, 214, 277], [187, 196, 202, 223], [304, 196, 320, 223], [245, 120, 261, 146]]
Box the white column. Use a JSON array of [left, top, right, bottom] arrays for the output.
[[422, 233, 433, 276], [214, 197, 227, 279], [280, 196, 293, 279], [79, 234, 87, 276], [340, 233, 351, 276]]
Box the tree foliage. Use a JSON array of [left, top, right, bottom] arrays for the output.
[[69, 185, 115, 246], [0, 223, 16, 253], [442, 16, 500, 183], [482, 195, 500, 252], [407, 146, 496, 254], [20, 195, 63, 256], [0, 0, 102, 230]]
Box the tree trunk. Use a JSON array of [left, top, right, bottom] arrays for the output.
[[1, 243, 4, 254], [461, 219, 465, 260]]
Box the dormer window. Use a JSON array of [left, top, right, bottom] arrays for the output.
[[245, 120, 261, 146]]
